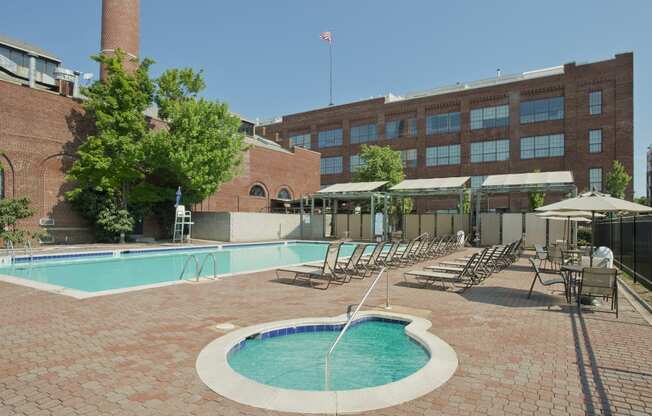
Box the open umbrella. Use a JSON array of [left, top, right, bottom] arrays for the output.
[[536, 210, 605, 245], [536, 191, 652, 265]]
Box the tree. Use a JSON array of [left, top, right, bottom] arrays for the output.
[[605, 160, 632, 199], [0, 197, 36, 244], [634, 196, 648, 206], [353, 145, 405, 186], [459, 190, 471, 214], [528, 170, 545, 210], [66, 51, 246, 241]]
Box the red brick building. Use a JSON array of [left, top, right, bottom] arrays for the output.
[[259, 53, 634, 212], [0, 0, 320, 243]]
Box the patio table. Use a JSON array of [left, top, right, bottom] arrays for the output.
[[561, 264, 620, 304]]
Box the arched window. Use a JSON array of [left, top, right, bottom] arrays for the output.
[[277, 188, 292, 200], [249, 184, 266, 198]]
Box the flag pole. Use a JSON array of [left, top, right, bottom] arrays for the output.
[[329, 38, 333, 106]]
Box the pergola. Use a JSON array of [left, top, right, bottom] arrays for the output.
[[475, 170, 577, 245], [304, 181, 390, 240], [390, 176, 471, 213]]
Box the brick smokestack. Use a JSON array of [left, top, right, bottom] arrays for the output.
[[100, 0, 140, 80]]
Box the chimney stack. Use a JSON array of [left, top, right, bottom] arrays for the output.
[[100, 0, 140, 80]]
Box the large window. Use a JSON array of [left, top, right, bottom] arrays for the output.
[[470, 105, 509, 130], [425, 144, 461, 167], [589, 129, 602, 153], [470, 139, 510, 163], [350, 154, 366, 172], [520, 97, 564, 124], [399, 149, 417, 169], [470, 175, 487, 189], [589, 168, 603, 192], [520, 134, 565, 159], [385, 118, 417, 139], [289, 133, 311, 149], [318, 128, 343, 148], [320, 156, 343, 175], [426, 112, 461, 135], [350, 123, 377, 144], [589, 91, 602, 115]]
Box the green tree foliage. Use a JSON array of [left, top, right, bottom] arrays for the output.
[[0, 197, 36, 244], [353, 145, 405, 186], [528, 170, 546, 210], [459, 190, 471, 214], [66, 50, 245, 241], [605, 160, 632, 199], [634, 196, 648, 206]]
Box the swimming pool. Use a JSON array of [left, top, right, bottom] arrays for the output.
[[0, 242, 367, 294], [228, 317, 429, 391]]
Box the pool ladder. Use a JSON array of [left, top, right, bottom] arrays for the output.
[[179, 253, 219, 282], [324, 266, 389, 391], [3, 241, 33, 268]]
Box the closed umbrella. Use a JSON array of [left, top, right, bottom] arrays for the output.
[[536, 191, 652, 265]]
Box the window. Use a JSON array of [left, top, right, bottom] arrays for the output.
[[470, 105, 509, 130], [385, 118, 417, 139], [277, 188, 292, 200], [320, 156, 343, 175], [471, 175, 487, 189], [589, 129, 602, 153], [589, 91, 602, 115], [470, 139, 510, 163], [520, 97, 564, 123], [9, 48, 26, 67], [249, 184, 266, 197], [426, 112, 461, 135], [45, 61, 57, 78], [350, 155, 366, 172], [425, 144, 461, 166], [350, 123, 377, 144], [318, 128, 343, 148], [399, 149, 417, 168], [289, 133, 311, 149], [520, 134, 565, 159], [589, 168, 602, 192]]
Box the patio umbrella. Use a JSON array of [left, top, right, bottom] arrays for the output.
[[536, 191, 652, 265], [536, 210, 604, 245]]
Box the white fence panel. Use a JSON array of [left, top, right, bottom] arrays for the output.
[[480, 213, 501, 246], [502, 213, 523, 244], [525, 213, 546, 247]]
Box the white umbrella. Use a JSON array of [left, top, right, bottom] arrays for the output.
[[536, 211, 605, 245], [536, 191, 652, 265]]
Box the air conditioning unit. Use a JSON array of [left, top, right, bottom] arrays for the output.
[[39, 217, 55, 226]]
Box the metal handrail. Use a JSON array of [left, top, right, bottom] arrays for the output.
[[324, 266, 387, 390], [5, 240, 15, 265], [179, 254, 200, 282], [24, 241, 33, 265], [198, 253, 218, 279]]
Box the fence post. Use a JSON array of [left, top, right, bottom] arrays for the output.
[[633, 214, 637, 283], [620, 216, 624, 266]]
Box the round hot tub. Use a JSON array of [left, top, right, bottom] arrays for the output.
[[196, 311, 457, 414]]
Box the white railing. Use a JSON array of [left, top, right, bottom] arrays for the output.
[[324, 266, 388, 390]]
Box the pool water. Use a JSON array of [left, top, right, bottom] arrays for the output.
[[0, 242, 368, 292], [227, 318, 430, 391]]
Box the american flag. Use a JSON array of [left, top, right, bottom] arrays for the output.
[[319, 31, 332, 43]]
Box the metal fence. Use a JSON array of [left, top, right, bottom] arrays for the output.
[[594, 215, 652, 288]]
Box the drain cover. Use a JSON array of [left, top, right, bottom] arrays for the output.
[[215, 323, 236, 331]]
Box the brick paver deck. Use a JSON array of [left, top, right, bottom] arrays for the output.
[[1, 249, 651, 415]]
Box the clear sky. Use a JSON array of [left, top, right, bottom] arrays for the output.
[[4, 0, 651, 196]]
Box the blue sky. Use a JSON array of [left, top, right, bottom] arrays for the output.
[[4, 0, 651, 196]]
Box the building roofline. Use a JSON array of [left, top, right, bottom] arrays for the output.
[[257, 53, 629, 126], [0, 34, 61, 62]]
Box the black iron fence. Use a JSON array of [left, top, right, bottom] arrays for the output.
[[594, 215, 652, 288]]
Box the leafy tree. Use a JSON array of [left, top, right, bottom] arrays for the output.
[[459, 190, 471, 214], [66, 51, 246, 241], [0, 197, 36, 244], [634, 196, 648, 206], [528, 170, 546, 210], [605, 160, 632, 199], [353, 145, 405, 186]]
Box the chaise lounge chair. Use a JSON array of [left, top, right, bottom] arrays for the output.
[[275, 242, 346, 290]]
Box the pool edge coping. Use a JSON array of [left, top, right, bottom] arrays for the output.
[[195, 311, 458, 414]]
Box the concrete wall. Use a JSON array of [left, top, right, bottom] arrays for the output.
[[193, 212, 324, 242]]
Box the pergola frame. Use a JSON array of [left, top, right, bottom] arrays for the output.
[[474, 173, 577, 246]]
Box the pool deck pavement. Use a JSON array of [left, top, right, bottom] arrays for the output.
[[1, 248, 651, 415]]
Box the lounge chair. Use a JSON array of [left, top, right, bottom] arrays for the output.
[[361, 242, 387, 274], [527, 258, 568, 302], [404, 253, 481, 290], [275, 242, 345, 290], [336, 243, 368, 279]]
